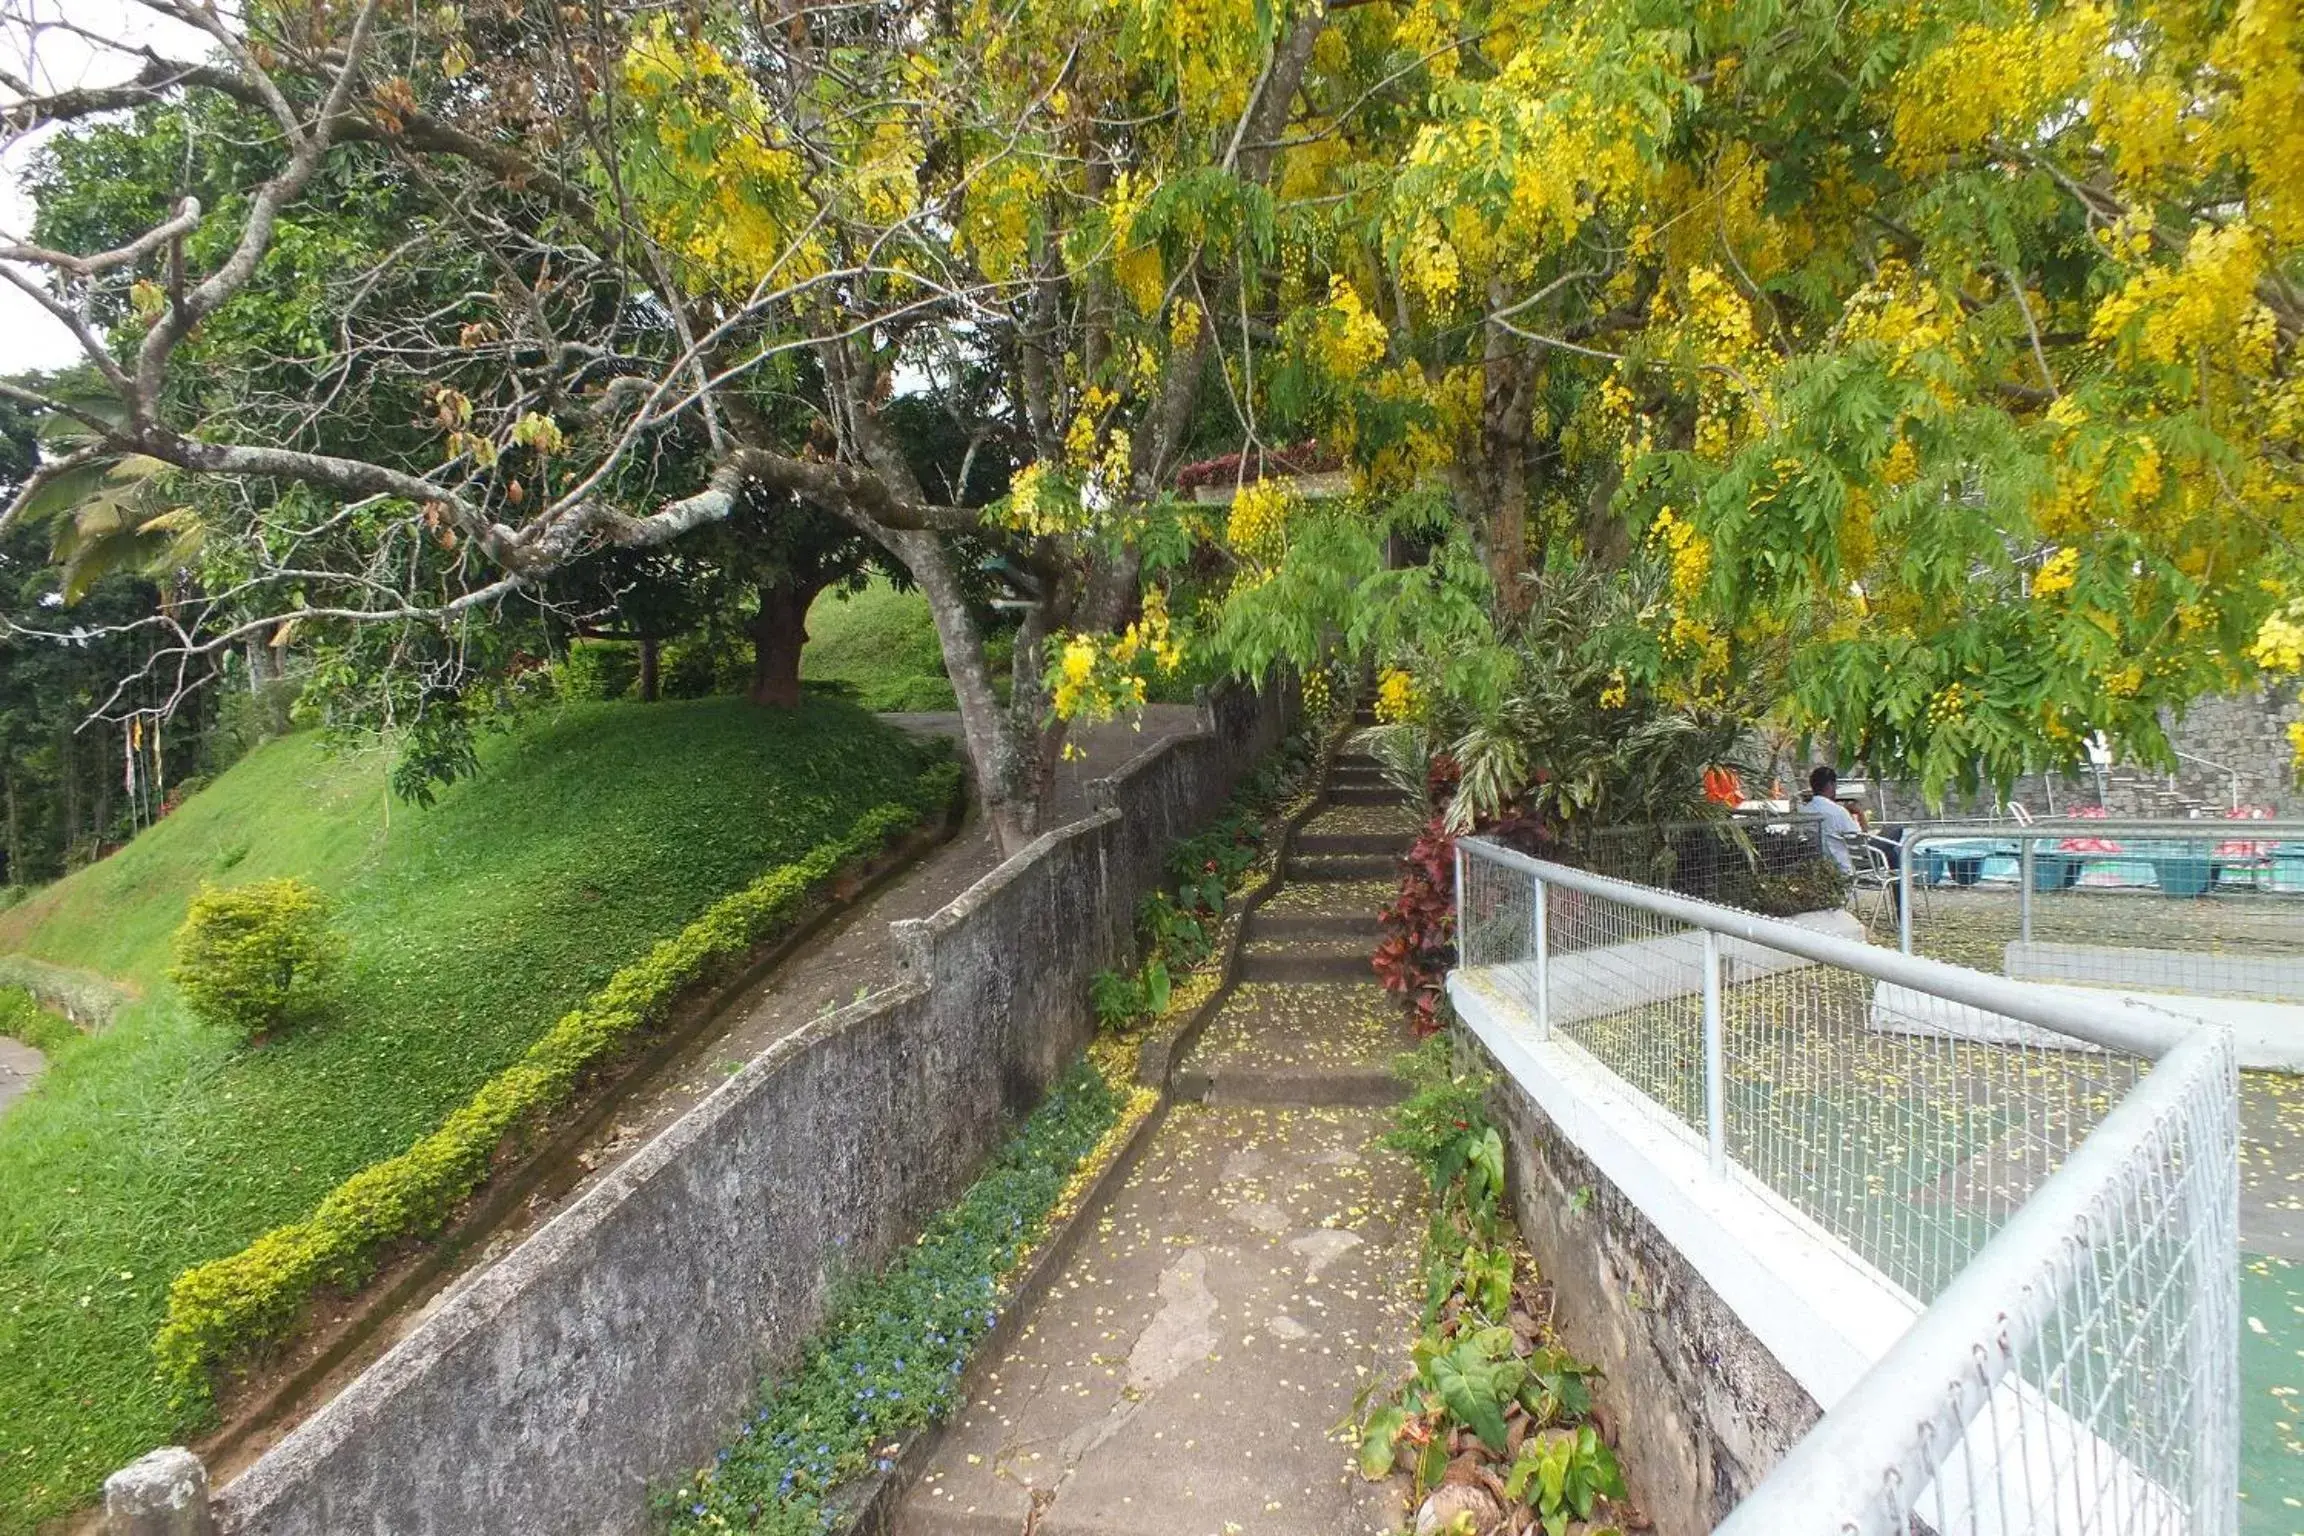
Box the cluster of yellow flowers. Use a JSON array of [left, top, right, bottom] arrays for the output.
[[1374, 667, 1419, 723], [2250, 605, 2304, 673], [1397, 222, 1462, 308], [1064, 386, 1119, 467], [2090, 222, 2270, 369], [1225, 477, 1298, 566], [1649, 506, 1712, 603], [956, 156, 1047, 281], [1925, 681, 1973, 725], [620, 21, 824, 296], [1318, 276, 1389, 381], [1300, 667, 1335, 721], [2032, 546, 2081, 598], [1105, 169, 1166, 315], [1648, 267, 1772, 460], [997, 462, 1087, 538], [1169, 300, 1203, 349], [1840, 261, 1952, 375], [1879, 437, 1920, 487], [1888, 4, 2108, 169], [1049, 587, 1184, 727]]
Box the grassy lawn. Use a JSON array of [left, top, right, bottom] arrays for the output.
[[803, 576, 993, 711], [0, 696, 945, 1531]]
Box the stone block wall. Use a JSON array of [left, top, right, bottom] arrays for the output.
[[209, 682, 1291, 1536], [1472, 1037, 1820, 1536], [1770, 687, 2304, 822]]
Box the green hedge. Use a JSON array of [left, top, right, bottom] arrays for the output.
[[153, 770, 959, 1402]]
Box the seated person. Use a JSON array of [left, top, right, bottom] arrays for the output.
[[1804, 765, 1863, 874]]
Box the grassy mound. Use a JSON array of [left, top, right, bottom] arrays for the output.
[[0, 696, 946, 1531], [801, 577, 962, 712]]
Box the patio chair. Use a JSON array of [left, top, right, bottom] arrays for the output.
[[1849, 841, 1901, 935]]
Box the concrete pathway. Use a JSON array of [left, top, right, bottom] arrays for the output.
[[0, 1034, 44, 1116], [896, 737, 1432, 1536]]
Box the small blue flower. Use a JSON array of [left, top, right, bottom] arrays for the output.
[[691, 1503, 707, 1517]]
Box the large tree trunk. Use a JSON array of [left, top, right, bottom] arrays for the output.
[[832, 342, 1044, 855], [748, 578, 818, 707], [637, 636, 661, 703], [891, 526, 1037, 851]]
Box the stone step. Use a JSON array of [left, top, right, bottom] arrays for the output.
[[1245, 910, 1375, 942], [1186, 1062, 1407, 1107], [1285, 852, 1397, 882], [1234, 946, 1374, 984], [1173, 979, 1413, 1106], [1291, 831, 1401, 857], [1324, 784, 1404, 807]]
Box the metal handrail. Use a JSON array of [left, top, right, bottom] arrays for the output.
[[2171, 746, 2245, 812], [1456, 838, 2191, 1059], [1896, 817, 2304, 838], [1453, 836, 2239, 1535], [1712, 1024, 2237, 1534]]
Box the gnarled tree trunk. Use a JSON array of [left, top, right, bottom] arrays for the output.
[[747, 578, 818, 708]]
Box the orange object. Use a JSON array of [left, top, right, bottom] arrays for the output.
[[1702, 765, 1745, 806]]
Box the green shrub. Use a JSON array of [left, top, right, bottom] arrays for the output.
[[167, 880, 346, 1040], [152, 787, 953, 1403]]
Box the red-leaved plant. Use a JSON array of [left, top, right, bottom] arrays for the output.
[[1374, 758, 1551, 1033]]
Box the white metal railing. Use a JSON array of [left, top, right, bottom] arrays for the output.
[[1893, 818, 2304, 999], [1452, 837, 2239, 1536]]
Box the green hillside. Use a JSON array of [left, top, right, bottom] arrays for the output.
[[0, 696, 945, 1530], [801, 577, 962, 711]]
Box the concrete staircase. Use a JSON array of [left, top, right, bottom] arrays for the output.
[[892, 720, 1431, 1536]]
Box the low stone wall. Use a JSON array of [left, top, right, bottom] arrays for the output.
[[208, 683, 1289, 1536], [1470, 1034, 1820, 1536]]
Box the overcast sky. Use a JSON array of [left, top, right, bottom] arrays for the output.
[[2, 0, 209, 375]]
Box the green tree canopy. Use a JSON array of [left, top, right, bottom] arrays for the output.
[[2, 0, 2297, 837]]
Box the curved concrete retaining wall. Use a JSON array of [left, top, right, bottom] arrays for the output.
[[209, 683, 1290, 1536]]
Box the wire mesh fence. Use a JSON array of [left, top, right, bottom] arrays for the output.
[[1452, 837, 2239, 1536], [1894, 819, 2304, 999], [1552, 814, 1836, 914]]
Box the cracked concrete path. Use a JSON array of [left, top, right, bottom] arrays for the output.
[[895, 1104, 1421, 1536], [897, 730, 1431, 1536], [0, 1035, 44, 1116]]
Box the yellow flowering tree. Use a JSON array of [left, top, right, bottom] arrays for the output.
[[12, 0, 2302, 842]]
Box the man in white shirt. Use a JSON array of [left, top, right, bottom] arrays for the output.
[[1807, 765, 1864, 875]]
